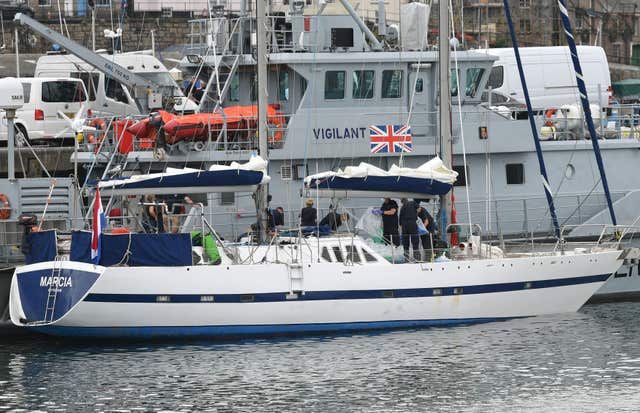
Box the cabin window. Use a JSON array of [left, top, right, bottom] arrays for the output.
[[345, 245, 361, 263], [487, 66, 504, 89], [352, 70, 374, 99], [279, 71, 289, 101], [361, 248, 377, 262], [21, 83, 31, 103], [71, 72, 99, 102], [42, 81, 86, 103], [452, 165, 468, 187], [229, 73, 239, 102], [325, 71, 345, 99], [381, 70, 402, 98], [332, 246, 344, 262], [415, 78, 424, 93], [321, 247, 332, 262], [220, 192, 235, 205], [506, 163, 525, 185], [105, 76, 128, 104], [465, 68, 485, 97], [450, 69, 459, 97]]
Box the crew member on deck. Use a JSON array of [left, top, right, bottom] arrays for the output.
[[416, 200, 436, 258], [300, 198, 317, 227], [399, 198, 420, 261], [378, 197, 400, 246], [320, 206, 348, 232]]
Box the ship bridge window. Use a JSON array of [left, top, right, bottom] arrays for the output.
[[487, 66, 504, 89], [450, 69, 459, 97], [506, 163, 525, 185], [382, 70, 403, 98], [352, 70, 374, 99], [415, 78, 424, 93], [466, 68, 486, 97], [325, 71, 345, 99], [279, 71, 289, 101]]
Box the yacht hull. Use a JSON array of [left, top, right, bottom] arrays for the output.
[[9, 250, 622, 338]]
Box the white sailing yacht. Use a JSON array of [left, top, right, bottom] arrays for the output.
[[6, 1, 627, 339]]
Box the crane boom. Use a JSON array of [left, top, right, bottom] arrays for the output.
[[14, 13, 158, 93]]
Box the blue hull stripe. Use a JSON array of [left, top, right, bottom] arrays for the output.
[[30, 317, 513, 338], [84, 273, 610, 304]]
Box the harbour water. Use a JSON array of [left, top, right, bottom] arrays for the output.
[[1, 302, 639, 412]]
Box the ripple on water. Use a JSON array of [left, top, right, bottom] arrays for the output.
[[0, 302, 640, 411]]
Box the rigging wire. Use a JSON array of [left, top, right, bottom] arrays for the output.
[[449, 0, 473, 230]]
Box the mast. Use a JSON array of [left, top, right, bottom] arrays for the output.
[[438, 0, 452, 239], [558, 0, 617, 226], [256, 0, 269, 241], [502, 0, 561, 238]]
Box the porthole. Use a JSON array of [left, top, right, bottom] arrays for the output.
[[453, 287, 464, 295], [565, 163, 575, 179], [241, 294, 255, 303], [156, 295, 170, 302], [432, 288, 442, 296], [382, 290, 394, 298], [201, 295, 215, 302]]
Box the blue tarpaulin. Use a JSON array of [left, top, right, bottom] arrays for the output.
[[24, 230, 57, 264], [70, 231, 192, 267]]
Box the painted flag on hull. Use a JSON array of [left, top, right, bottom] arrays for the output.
[[91, 188, 106, 264], [370, 124, 412, 153]]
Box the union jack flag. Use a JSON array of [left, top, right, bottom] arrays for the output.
[[369, 124, 412, 154]]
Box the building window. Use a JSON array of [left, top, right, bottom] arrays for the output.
[[465, 68, 485, 97], [452, 165, 467, 187], [97, 0, 110, 6], [520, 0, 531, 8], [381, 70, 402, 98], [352, 70, 374, 99], [279, 71, 289, 101], [519, 19, 531, 33], [506, 164, 525, 185], [38, 0, 51, 5], [220, 192, 235, 205], [324, 71, 345, 99]]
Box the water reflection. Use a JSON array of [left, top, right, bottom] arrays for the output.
[[0, 302, 639, 412]]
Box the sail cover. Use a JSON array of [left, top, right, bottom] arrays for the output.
[[304, 157, 457, 198], [98, 155, 270, 195]]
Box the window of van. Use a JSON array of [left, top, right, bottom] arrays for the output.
[[41, 81, 86, 102], [21, 83, 31, 104], [466, 68, 485, 97], [487, 66, 504, 89], [72, 72, 99, 102], [105, 76, 129, 104]]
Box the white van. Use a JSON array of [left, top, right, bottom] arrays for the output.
[[0, 77, 89, 144], [34, 52, 196, 117], [480, 46, 612, 109]]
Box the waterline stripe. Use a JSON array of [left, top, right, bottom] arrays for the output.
[[83, 273, 610, 304], [31, 317, 512, 338]]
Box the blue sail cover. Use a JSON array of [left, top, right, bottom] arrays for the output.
[[304, 158, 457, 197], [306, 175, 452, 196], [98, 155, 271, 196], [24, 230, 58, 264]]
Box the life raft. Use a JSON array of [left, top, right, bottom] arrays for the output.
[[0, 193, 11, 220]]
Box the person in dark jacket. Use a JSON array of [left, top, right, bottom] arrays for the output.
[[378, 197, 400, 246], [300, 198, 317, 227], [416, 201, 436, 258], [399, 198, 420, 261]]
